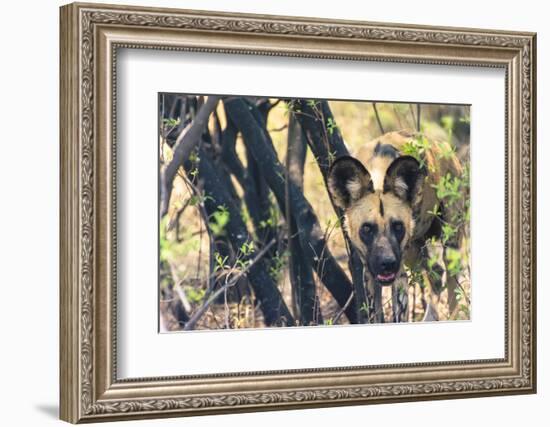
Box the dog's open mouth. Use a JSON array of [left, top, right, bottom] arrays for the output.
[[376, 272, 397, 283]]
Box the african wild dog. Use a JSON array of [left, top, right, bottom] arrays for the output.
[[328, 130, 465, 323]]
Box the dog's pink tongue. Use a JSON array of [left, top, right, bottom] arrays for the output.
[[377, 273, 396, 281]]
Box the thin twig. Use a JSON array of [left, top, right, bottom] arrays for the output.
[[451, 276, 471, 306], [168, 262, 192, 314], [167, 197, 193, 241], [173, 281, 192, 315], [184, 239, 277, 331], [332, 291, 355, 325], [408, 104, 417, 131], [224, 281, 230, 329], [392, 105, 405, 130], [267, 99, 282, 111], [368, 295, 393, 323], [411, 283, 417, 321], [372, 103, 385, 134], [269, 124, 289, 132], [160, 95, 221, 218], [176, 172, 217, 296]]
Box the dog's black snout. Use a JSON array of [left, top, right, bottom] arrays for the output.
[[379, 256, 398, 272]]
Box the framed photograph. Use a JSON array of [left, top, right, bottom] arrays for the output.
[[60, 2, 537, 423]]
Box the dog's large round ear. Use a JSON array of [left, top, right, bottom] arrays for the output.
[[328, 156, 373, 209], [383, 156, 426, 205]]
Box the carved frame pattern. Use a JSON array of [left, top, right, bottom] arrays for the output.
[[60, 2, 536, 423]]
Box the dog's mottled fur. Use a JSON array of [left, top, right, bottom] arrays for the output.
[[328, 130, 464, 323]]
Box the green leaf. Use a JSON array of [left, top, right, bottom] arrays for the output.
[[209, 205, 230, 236]]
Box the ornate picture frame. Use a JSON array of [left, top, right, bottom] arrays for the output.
[[60, 2, 536, 423]]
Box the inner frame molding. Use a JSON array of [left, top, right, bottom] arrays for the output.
[[60, 2, 536, 423]]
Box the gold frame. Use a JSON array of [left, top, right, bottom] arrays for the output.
[[60, 2, 537, 423]]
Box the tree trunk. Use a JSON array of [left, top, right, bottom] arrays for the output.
[[286, 114, 319, 325], [160, 95, 221, 218], [224, 98, 358, 323], [185, 147, 294, 327], [293, 100, 368, 323]]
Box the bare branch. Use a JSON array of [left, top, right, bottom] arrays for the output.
[[285, 114, 318, 324], [292, 100, 367, 323], [180, 175, 217, 294], [184, 239, 277, 331], [160, 95, 221, 218], [331, 291, 355, 325], [168, 262, 192, 314], [186, 148, 294, 326], [225, 99, 358, 323], [372, 102, 385, 134]]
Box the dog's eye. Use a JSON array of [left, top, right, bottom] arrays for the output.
[[360, 222, 376, 237], [391, 221, 405, 240], [392, 221, 404, 233]]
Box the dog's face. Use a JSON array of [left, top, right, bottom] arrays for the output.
[[328, 155, 425, 285]]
